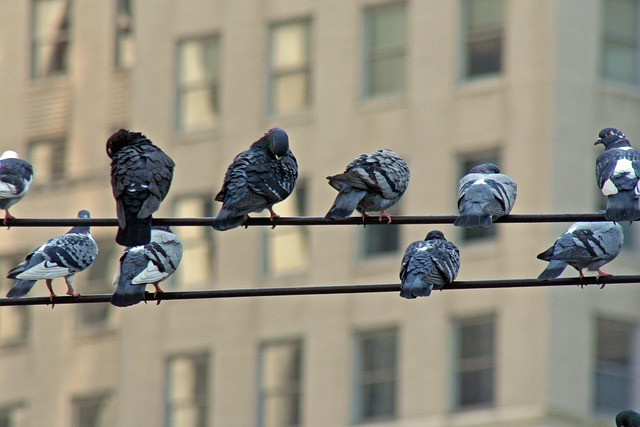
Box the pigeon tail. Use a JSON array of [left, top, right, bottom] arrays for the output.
[[325, 189, 366, 220], [400, 276, 433, 299], [605, 191, 640, 222], [537, 260, 568, 280], [111, 278, 145, 307], [212, 208, 247, 231], [454, 209, 493, 228], [116, 213, 152, 246], [6, 280, 37, 298]]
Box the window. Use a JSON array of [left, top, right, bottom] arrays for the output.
[[114, 0, 135, 69], [457, 150, 500, 242], [72, 394, 113, 427], [0, 255, 30, 345], [258, 340, 303, 427], [75, 241, 117, 330], [353, 328, 397, 423], [360, 205, 401, 258], [268, 19, 312, 115], [165, 353, 209, 427], [0, 405, 27, 427], [462, 0, 504, 79], [176, 35, 221, 132], [263, 182, 309, 276], [174, 196, 214, 288], [362, 2, 407, 98], [31, 0, 72, 79], [453, 316, 495, 410], [594, 318, 639, 412], [28, 139, 66, 183], [602, 0, 639, 84]]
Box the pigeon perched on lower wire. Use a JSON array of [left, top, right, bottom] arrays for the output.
[[454, 163, 517, 228], [536, 219, 623, 284], [0, 151, 33, 226], [325, 149, 410, 222], [399, 230, 460, 299], [111, 226, 183, 307], [595, 128, 640, 222], [213, 128, 298, 231], [617, 410, 640, 427], [107, 129, 175, 246], [6, 210, 98, 300]]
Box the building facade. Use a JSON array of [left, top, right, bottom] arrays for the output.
[[0, 0, 638, 426]]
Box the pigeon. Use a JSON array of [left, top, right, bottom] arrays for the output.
[[399, 230, 460, 299], [536, 219, 623, 285], [325, 149, 410, 222], [111, 225, 183, 307], [0, 151, 34, 226], [454, 163, 517, 228], [6, 210, 98, 299], [213, 128, 298, 231], [617, 410, 640, 427], [107, 129, 175, 246], [595, 127, 640, 222]]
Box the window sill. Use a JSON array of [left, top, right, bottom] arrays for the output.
[[358, 93, 407, 114], [457, 75, 505, 96]]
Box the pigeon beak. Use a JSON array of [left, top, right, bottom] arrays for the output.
[[594, 139, 603, 145]]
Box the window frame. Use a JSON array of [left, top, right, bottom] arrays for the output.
[[460, 0, 504, 81], [30, 0, 73, 80], [164, 352, 210, 427]]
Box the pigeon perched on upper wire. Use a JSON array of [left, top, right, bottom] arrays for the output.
[[111, 225, 183, 307], [536, 218, 623, 285], [6, 210, 98, 300], [0, 150, 33, 226], [399, 230, 460, 299], [454, 163, 517, 228], [107, 129, 175, 247], [595, 127, 640, 222], [617, 410, 640, 427], [325, 149, 410, 222], [213, 128, 298, 231]]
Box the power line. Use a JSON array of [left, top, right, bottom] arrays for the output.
[[3, 212, 608, 228], [2, 275, 638, 306]]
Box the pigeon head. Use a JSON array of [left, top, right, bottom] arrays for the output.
[[0, 151, 19, 160], [469, 163, 501, 174], [260, 128, 289, 158], [425, 230, 446, 241], [68, 210, 92, 234], [152, 225, 172, 233], [106, 129, 149, 158], [595, 128, 628, 148], [616, 410, 640, 427]]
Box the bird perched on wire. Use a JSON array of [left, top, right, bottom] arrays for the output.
[[617, 410, 640, 427], [536, 218, 623, 286], [454, 163, 517, 228], [595, 127, 640, 222], [111, 225, 183, 307], [325, 149, 410, 223], [0, 150, 33, 227], [399, 230, 460, 299], [6, 210, 98, 300], [213, 127, 298, 231], [107, 129, 175, 247]]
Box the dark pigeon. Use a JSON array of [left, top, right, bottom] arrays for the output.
[[0, 151, 34, 226], [6, 210, 98, 299], [325, 149, 410, 222], [399, 230, 460, 299], [595, 127, 640, 222], [107, 129, 175, 247], [454, 163, 517, 228], [617, 410, 640, 427], [213, 128, 298, 231], [537, 219, 623, 286], [111, 225, 183, 307]]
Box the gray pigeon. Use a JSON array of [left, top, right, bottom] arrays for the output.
[[107, 129, 175, 246], [6, 210, 98, 299], [617, 410, 640, 427], [111, 225, 183, 307], [595, 128, 640, 222], [213, 128, 298, 231], [454, 163, 517, 228], [0, 151, 34, 226], [325, 149, 410, 222], [536, 219, 623, 283], [399, 230, 460, 299]]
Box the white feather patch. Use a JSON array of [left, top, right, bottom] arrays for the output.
[[601, 179, 619, 196], [15, 261, 69, 279], [131, 261, 167, 285]]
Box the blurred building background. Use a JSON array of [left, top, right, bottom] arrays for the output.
[[0, 0, 639, 426]]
